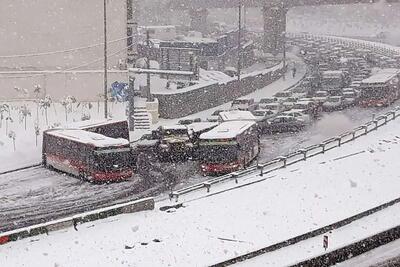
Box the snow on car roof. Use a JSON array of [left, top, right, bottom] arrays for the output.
[[46, 129, 129, 147], [187, 122, 218, 133], [361, 68, 400, 84], [219, 110, 256, 122], [200, 121, 256, 140], [322, 70, 344, 76], [160, 125, 188, 131]]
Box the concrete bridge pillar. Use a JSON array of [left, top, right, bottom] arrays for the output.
[[189, 8, 208, 33], [262, 6, 287, 55]]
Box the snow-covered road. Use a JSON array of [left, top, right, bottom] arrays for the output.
[[1, 101, 400, 267]]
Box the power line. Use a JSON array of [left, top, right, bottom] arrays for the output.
[[0, 44, 133, 79], [0, 36, 128, 59]]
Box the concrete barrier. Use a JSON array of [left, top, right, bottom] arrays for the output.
[[153, 64, 285, 119], [291, 225, 400, 267], [0, 197, 154, 246]]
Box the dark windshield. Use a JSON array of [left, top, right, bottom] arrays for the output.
[[361, 87, 388, 100], [198, 145, 238, 163], [94, 150, 131, 171]]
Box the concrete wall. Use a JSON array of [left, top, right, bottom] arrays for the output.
[[153, 65, 283, 119]]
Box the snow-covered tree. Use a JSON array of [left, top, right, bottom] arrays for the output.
[[8, 130, 16, 151], [19, 105, 31, 130], [39, 95, 52, 125]]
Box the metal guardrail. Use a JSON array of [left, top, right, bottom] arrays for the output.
[[169, 106, 400, 202], [0, 197, 155, 246], [0, 163, 42, 176]]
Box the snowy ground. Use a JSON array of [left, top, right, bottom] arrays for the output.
[[1, 105, 400, 266]]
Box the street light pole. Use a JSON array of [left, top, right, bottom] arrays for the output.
[[237, 1, 242, 82], [282, 31, 286, 80], [103, 0, 108, 119]]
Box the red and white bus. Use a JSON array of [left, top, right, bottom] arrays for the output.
[[198, 121, 260, 175], [42, 129, 133, 182], [359, 68, 400, 107]]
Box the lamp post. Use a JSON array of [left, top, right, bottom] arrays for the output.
[[237, 1, 242, 82], [282, 31, 286, 80], [103, 0, 108, 119]]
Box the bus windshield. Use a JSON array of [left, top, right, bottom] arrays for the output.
[[93, 150, 131, 171], [198, 144, 238, 163], [361, 87, 388, 100]]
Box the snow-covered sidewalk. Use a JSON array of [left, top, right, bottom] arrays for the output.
[[1, 106, 400, 266]]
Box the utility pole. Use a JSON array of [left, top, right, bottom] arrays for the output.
[[146, 30, 153, 101], [127, 0, 139, 131], [237, 1, 242, 82], [103, 0, 108, 119], [282, 31, 286, 80]]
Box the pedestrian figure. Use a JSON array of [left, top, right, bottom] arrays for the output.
[[292, 64, 297, 78], [73, 218, 78, 231]]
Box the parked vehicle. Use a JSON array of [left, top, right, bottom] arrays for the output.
[[156, 125, 193, 161], [273, 91, 293, 103], [207, 109, 224, 122], [231, 98, 257, 111], [342, 92, 357, 106], [178, 118, 201, 125], [282, 110, 312, 124], [322, 96, 345, 111], [312, 90, 329, 104], [321, 70, 348, 95], [263, 116, 307, 134], [293, 100, 322, 119], [198, 121, 260, 175], [42, 129, 133, 182], [224, 66, 237, 77], [258, 97, 277, 109], [260, 102, 284, 114]]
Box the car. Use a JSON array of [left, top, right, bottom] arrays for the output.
[[224, 67, 237, 77], [350, 81, 362, 89], [293, 100, 322, 119], [263, 116, 307, 134], [273, 91, 293, 103], [260, 102, 284, 113], [282, 110, 312, 124], [322, 96, 344, 111], [207, 109, 224, 122], [281, 97, 298, 111], [291, 86, 308, 98], [231, 98, 257, 111], [312, 91, 329, 104], [342, 92, 357, 106], [178, 118, 201, 125], [258, 97, 277, 109], [252, 109, 276, 121]]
